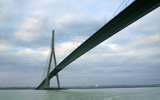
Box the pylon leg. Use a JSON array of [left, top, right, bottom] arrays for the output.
[[52, 30, 61, 88]]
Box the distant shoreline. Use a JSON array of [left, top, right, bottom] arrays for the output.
[[68, 86, 160, 89], [0, 85, 160, 90]]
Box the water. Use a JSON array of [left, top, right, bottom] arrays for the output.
[[0, 87, 160, 100]]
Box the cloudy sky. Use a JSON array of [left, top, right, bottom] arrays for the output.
[[0, 0, 160, 87]]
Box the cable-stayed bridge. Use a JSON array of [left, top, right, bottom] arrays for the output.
[[37, 0, 160, 89]]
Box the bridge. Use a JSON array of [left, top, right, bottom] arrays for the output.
[[37, 0, 160, 89]]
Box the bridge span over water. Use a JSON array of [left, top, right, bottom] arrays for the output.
[[37, 0, 160, 89]]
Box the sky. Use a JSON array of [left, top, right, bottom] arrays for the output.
[[0, 0, 160, 87]]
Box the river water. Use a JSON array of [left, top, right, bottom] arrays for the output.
[[0, 87, 160, 100]]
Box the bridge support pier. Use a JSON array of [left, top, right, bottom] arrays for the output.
[[44, 78, 50, 89]]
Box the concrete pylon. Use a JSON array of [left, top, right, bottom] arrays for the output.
[[44, 30, 60, 89]]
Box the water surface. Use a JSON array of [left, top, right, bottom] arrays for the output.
[[0, 87, 160, 100]]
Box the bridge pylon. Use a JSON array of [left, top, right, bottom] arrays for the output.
[[37, 30, 60, 89]]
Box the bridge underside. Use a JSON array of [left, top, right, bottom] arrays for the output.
[[37, 0, 160, 89]]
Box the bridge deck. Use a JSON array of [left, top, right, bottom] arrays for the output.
[[37, 0, 160, 89]]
